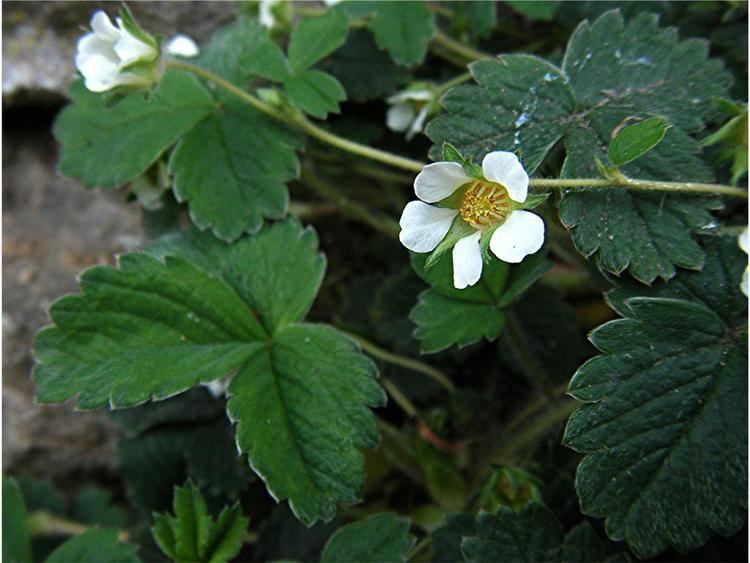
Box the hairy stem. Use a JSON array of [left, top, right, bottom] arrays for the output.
[[168, 61, 748, 200], [431, 30, 494, 63], [381, 377, 420, 418], [28, 511, 129, 541], [344, 330, 456, 393]]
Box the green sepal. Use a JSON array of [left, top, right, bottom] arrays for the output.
[[425, 216, 474, 269], [442, 141, 464, 163], [118, 5, 158, 51], [608, 116, 671, 166], [519, 192, 549, 210]]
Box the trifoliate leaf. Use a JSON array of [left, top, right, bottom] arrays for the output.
[[3, 478, 33, 563], [563, 237, 748, 557], [288, 9, 350, 73], [54, 71, 214, 188], [410, 252, 550, 353], [226, 324, 385, 526], [461, 504, 563, 562], [284, 70, 347, 119], [169, 91, 303, 241], [196, 16, 289, 83], [46, 529, 140, 563], [316, 29, 411, 102], [320, 513, 415, 563], [608, 116, 670, 166], [152, 482, 248, 563], [426, 55, 575, 172], [369, 1, 435, 67], [558, 11, 731, 282]]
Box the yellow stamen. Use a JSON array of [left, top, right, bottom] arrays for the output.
[[459, 180, 511, 229]]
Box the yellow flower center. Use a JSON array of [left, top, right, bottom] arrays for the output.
[[459, 180, 511, 229]]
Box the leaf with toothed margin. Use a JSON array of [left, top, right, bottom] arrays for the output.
[[169, 90, 303, 242], [53, 71, 214, 189], [320, 512, 415, 563], [33, 219, 384, 526], [563, 236, 747, 558]]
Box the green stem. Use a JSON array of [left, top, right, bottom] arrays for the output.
[[344, 331, 456, 394], [167, 61, 748, 200], [28, 511, 129, 541], [300, 167, 400, 237], [431, 30, 494, 63], [406, 536, 433, 561], [436, 71, 473, 94], [530, 177, 748, 199], [166, 60, 425, 173], [381, 377, 419, 418]]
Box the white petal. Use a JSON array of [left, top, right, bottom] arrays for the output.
[[202, 378, 230, 398], [259, 0, 278, 28], [482, 151, 529, 203], [77, 33, 117, 60], [399, 201, 458, 253], [77, 53, 120, 91], [323, 0, 342, 5], [164, 34, 199, 57], [452, 231, 483, 289], [387, 89, 433, 104], [739, 227, 749, 254], [414, 161, 472, 203], [489, 210, 545, 263], [742, 266, 749, 298], [114, 27, 156, 64], [386, 104, 414, 132], [406, 105, 429, 140], [90, 11, 120, 42]]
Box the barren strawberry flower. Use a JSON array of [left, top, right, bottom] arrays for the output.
[[399, 151, 545, 289], [740, 227, 748, 297], [386, 84, 439, 141]]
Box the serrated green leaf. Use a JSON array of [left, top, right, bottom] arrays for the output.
[[563, 236, 747, 557], [411, 289, 507, 353], [173, 482, 211, 560], [608, 116, 670, 165], [288, 10, 350, 73], [320, 513, 415, 563], [3, 478, 33, 563], [196, 16, 289, 83], [316, 29, 411, 102], [227, 324, 385, 525], [426, 55, 575, 171], [558, 11, 731, 282], [204, 506, 248, 563], [284, 70, 347, 119], [53, 71, 214, 188], [46, 529, 141, 563], [33, 251, 267, 408], [505, 0, 560, 21], [369, 1, 435, 67], [462, 504, 564, 562], [169, 91, 302, 241], [146, 220, 326, 334]]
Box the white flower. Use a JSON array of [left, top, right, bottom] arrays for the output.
[[75, 11, 159, 92], [386, 86, 438, 141], [739, 227, 748, 297], [259, 0, 292, 29], [163, 34, 200, 58], [399, 151, 545, 289]]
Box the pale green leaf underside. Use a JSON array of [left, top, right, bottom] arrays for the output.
[[564, 238, 748, 557], [169, 92, 303, 242], [320, 512, 415, 563], [227, 324, 385, 526], [53, 71, 214, 188]]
